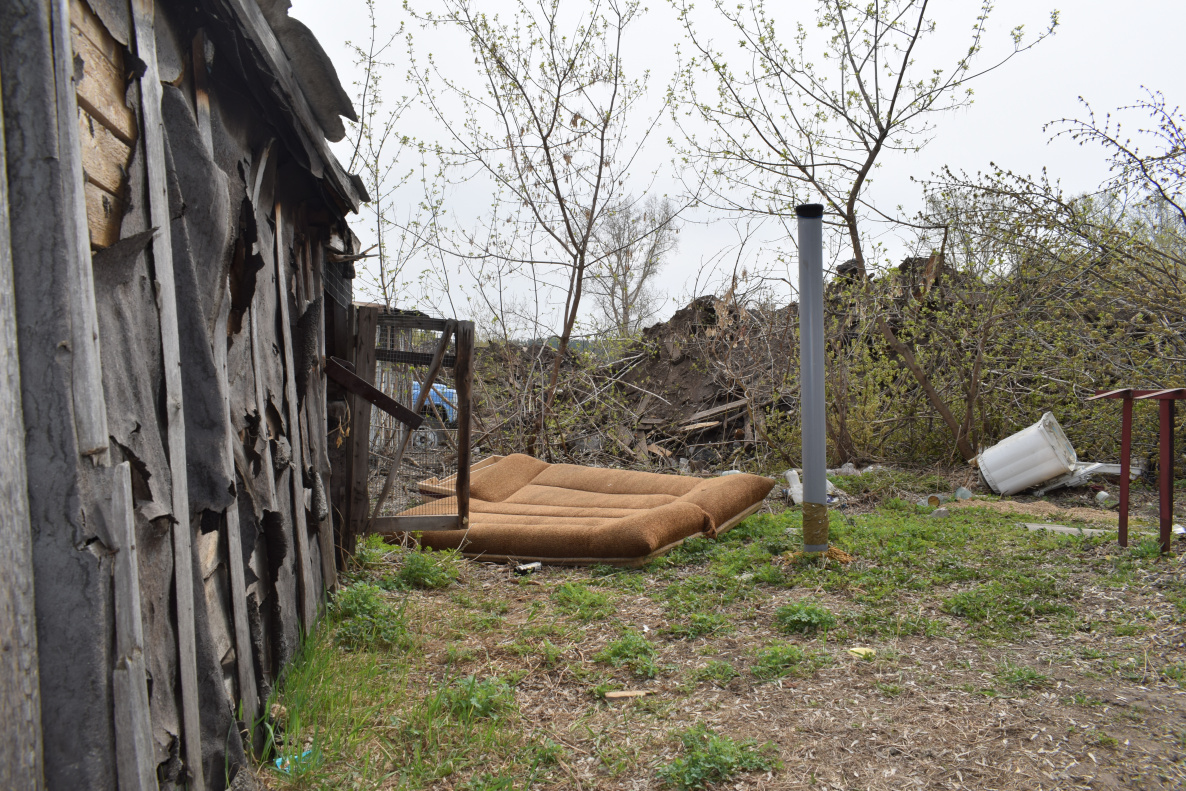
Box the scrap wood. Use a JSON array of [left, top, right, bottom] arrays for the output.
[[605, 690, 649, 700]]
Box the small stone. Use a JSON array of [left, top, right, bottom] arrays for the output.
[[929, 507, 950, 519]]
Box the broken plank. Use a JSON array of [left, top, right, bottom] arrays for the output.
[[687, 399, 749, 424], [604, 690, 650, 701], [677, 420, 721, 434], [371, 515, 461, 533], [646, 443, 672, 458], [274, 201, 317, 629]]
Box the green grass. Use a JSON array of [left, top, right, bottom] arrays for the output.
[[329, 583, 411, 651], [689, 660, 740, 687], [773, 600, 837, 634], [750, 642, 832, 680], [552, 582, 615, 620], [995, 660, 1050, 689], [595, 630, 662, 678], [657, 725, 779, 789]]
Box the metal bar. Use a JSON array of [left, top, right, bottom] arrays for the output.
[[1087, 388, 1134, 401], [455, 322, 474, 533], [371, 515, 461, 533], [326, 357, 423, 428], [1160, 399, 1174, 553], [796, 203, 828, 554], [366, 320, 457, 532], [1119, 395, 1132, 548], [375, 347, 457, 368]]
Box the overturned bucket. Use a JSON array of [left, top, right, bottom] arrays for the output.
[[975, 412, 1077, 495]]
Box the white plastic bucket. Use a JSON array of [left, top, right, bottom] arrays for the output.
[[977, 412, 1077, 495]]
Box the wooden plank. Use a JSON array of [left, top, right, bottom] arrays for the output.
[[375, 347, 457, 368], [0, 82, 45, 790], [347, 307, 379, 552], [326, 357, 422, 428], [375, 314, 451, 332], [366, 321, 456, 531], [454, 322, 474, 531], [77, 107, 131, 195], [309, 241, 336, 590], [214, 274, 259, 746], [109, 463, 157, 791], [274, 202, 318, 629], [83, 180, 123, 249], [677, 421, 721, 434], [53, 0, 109, 458], [70, 9, 136, 144], [687, 399, 749, 424], [371, 515, 461, 533], [130, 1, 204, 787]]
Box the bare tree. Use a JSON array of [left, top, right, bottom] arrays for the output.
[[671, 0, 1057, 461], [408, 0, 663, 454], [588, 195, 678, 336]]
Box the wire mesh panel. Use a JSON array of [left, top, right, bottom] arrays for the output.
[[369, 314, 460, 518]]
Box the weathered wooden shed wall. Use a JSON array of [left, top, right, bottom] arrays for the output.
[[0, 0, 368, 788]]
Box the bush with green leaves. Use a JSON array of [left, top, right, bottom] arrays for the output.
[[396, 549, 460, 590], [774, 600, 837, 634], [329, 583, 409, 651], [657, 725, 779, 789]]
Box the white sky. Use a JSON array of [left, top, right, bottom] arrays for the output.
[[291, 0, 1186, 329]]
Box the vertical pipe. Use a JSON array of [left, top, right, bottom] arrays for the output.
[[1119, 396, 1132, 548], [796, 204, 828, 553], [1159, 398, 1174, 554]]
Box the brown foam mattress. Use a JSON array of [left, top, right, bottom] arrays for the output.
[[397, 454, 776, 565]]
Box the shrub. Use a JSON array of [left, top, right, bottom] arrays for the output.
[[774, 600, 837, 634], [397, 549, 460, 590], [329, 583, 409, 651]]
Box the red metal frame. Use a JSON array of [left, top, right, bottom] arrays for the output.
[[1088, 388, 1184, 553]]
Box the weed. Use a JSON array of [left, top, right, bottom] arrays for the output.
[[657, 725, 779, 790], [941, 577, 1075, 639], [1131, 538, 1165, 559], [396, 549, 460, 590], [875, 682, 902, 696], [441, 676, 514, 722], [329, 583, 410, 651], [774, 600, 837, 634], [1114, 622, 1148, 636], [689, 660, 739, 687], [665, 612, 732, 639], [750, 642, 832, 680], [352, 534, 391, 570], [995, 661, 1050, 689], [552, 582, 615, 620], [1088, 730, 1120, 749], [595, 630, 662, 678], [1162, 663, 1186, 687]]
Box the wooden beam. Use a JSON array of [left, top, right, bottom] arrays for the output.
[[306, 240, 336, 589], [52, 0, 108, 458], [454, 322, 474, 532], [375, 347, 457, 368], [0, 79, 45, 790], [274, 202, 317, 629], [686, 399, 750, 424], [371, 515, 461, 533], [109, 463, 157, 791], [129, 1, 204, 786], [375, 313, 452, 332], [346, 306, 379, 555], [326, 357, 422, 428]]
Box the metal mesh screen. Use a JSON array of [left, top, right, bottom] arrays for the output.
[[369, 315, 459, 517]]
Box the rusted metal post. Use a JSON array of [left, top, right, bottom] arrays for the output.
[[1160, 398, 1174, 554], [1119, 395, 1132, 548]]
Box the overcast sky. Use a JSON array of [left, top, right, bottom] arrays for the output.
[[291, 0, 1186, 328]]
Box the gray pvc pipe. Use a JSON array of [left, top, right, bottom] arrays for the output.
[[796, 204, 828, 550]]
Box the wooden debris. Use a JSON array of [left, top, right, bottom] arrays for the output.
[[604, 690, 650, 700]]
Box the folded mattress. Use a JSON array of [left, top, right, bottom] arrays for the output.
[[396, 454, 776, 565]]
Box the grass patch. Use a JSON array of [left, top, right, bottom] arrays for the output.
[[689, 660, 739, 687], [595, 630, 662, 678], [552, 582, 615, 620], [774, 600, 837, 634], [440, 676, 515, 722], [394, 549, 461, 590], [329, 583, 411, 651], [665, 612, 732, 639], [941, 576, 1076, 639], [657, 725, 779, 789], [995, 660, 1050, 689], [750, 642, 832, 680]]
